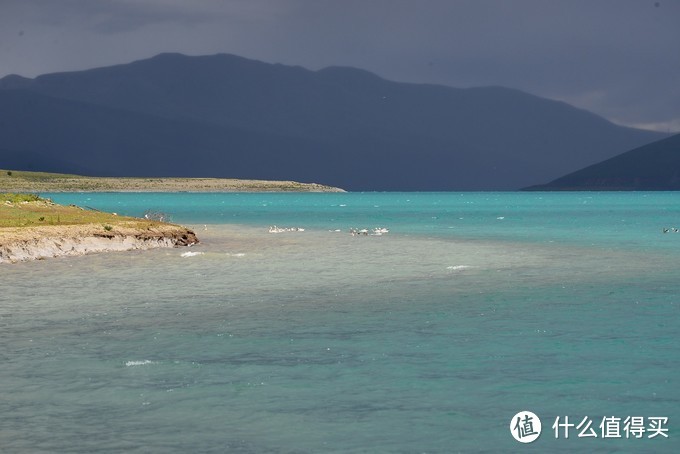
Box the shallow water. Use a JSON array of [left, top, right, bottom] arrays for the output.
[[1, 192, 679, 452]]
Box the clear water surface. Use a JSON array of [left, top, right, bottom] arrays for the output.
[[1, 192, 679, 453]]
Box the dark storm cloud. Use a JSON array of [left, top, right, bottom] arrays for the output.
[[3, 0, 216, 31], [1, 0, 678, 131]]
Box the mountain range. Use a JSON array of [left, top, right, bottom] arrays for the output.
[[525, 133, 680, 190], [0, 53, 668, 190]]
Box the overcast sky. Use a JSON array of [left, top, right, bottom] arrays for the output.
[[1, 0, 678, 131]]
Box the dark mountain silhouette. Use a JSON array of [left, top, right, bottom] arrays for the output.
[[524, 133, 680, 190], [0, 53, 668, 190]]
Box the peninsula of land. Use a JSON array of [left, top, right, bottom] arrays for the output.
[[0, 170, 345, 193], [0, 193, 198, 263]]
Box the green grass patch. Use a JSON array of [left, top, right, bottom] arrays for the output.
[[1, 193, 43, 203], [0, 169, 83, 181], [0, 193, 140, 228]]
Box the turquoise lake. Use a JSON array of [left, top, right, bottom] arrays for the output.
[[1, 192, 679, 452]]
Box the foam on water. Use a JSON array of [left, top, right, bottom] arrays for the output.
[[125, 360, 157, 367], [180, 251, 204, 258], [446, 265, 475, 270]]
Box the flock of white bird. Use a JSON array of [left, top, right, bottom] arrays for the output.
[[267, 226, 390, 236], [268, 226, 305, 233]]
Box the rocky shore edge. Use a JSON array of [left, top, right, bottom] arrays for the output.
[[0, 223, 198, 264]]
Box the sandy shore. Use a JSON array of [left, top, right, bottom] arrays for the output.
[[0, 222, 198, 263]]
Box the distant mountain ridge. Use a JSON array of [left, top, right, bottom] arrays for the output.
[[0, 53, 668, 190], [524, 133, 680, 190]]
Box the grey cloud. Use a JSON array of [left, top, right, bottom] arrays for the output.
[[0, 0, 678, 131]]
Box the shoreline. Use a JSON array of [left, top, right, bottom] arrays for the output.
[[1, 170, 345, 193], [1, 194, 199, 264], [0, 222, 198, 264]]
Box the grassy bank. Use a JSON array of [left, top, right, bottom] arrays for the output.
[[0, 169, 344, 192], [1, 193, 143, 228], [1, 194, 198, 262]]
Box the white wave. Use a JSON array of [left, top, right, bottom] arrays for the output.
[[125, 360, 156, 367], [446, 265, 475, 271], [181, 251, 204, 258], [230, 253, 246, 257]]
